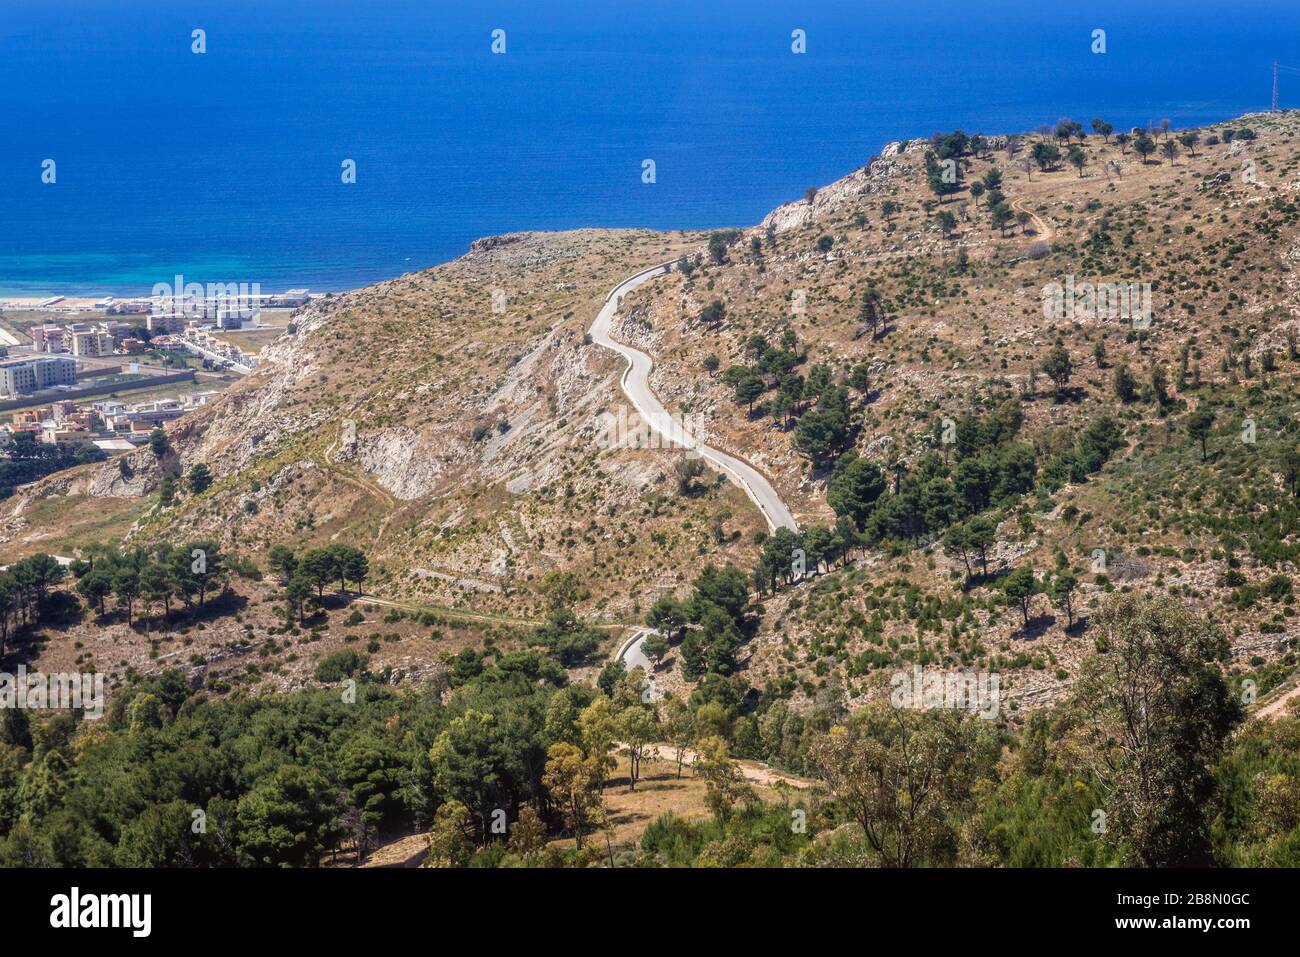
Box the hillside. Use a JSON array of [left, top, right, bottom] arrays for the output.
[[7, 111, 1300, 724], [7, 112, 1300, 873], [4, 229, 765, 629], [605, 112, 1300, 717]]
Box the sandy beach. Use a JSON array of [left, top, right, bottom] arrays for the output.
[[0, 296, 105, 309]]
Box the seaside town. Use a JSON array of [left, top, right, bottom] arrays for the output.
[[0, 287, 316, 453]]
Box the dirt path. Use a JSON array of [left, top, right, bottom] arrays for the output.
[[1011, 196, 1055, 244], [320, 433, 401, 548], [652, 743, 813, 790], [1256, 681, 1300, 721]]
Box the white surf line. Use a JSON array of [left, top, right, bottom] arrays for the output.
[[588, 261, 797, 533]]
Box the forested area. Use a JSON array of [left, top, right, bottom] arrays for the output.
[[1, 576, 1296, 868], [717, 394, 1124, 609]]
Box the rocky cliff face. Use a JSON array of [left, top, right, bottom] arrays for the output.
[[27, 446, 178, 500], [760, 154, 915, 234]]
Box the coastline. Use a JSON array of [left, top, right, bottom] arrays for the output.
[[0, 288, 354, 310], [0, 289, 347, 316], [3, 110, 1280, 310]]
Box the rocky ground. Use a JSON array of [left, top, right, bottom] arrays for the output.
[[8, 111, 1300, 724]]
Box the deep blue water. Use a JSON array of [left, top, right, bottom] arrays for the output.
[[1, 0, 1298, 295]]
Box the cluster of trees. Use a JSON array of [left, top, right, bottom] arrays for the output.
[[1033, 115, 1213, 169], [70, 541, 227, 628], [690, 388, 1120, 632], [531, 605, 604, 667], [0, 432, 106, 500], [923, 129, 993, 199], [751, 523, 857, 597], [1052, 117, 1087, 143], [941, 515, 998, 579], [459, 588, 1292, 867], [964, 115, 1214, 184], [706, 230, 742, 265], [1031, 140, 1061, 171], [739, 398, 1112, 605], [266, 543, 369, 623], [831, 401, 1033, 552], [0, 540, 239, 667], [1024, 116, 1106, 174], [0, 586, 1292, 868], [920, 132, 1027, 237], [0, 613, 759, 867], [719, 328, 803, 417], [0, 670, 419, 866], [647, 592, 1270, 869], [783, 395, 1122, 592], [793, 383, 856, 469], [645, 565, 753, 680], [924, 150, 962, 204], [0, 554, 68, 658], [938, 414, 1122, 586], [806, 597, 1252, 867], [714, 328, 860, 471], [690, 395, 1126, 630], [441, 588, 608, 684], [930, 129, 974, 160], [1038, 415, 1126, 492], [1111, 359, 1178, 410], [991, 563, 1080, 629]]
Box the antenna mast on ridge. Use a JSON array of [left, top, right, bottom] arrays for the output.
[[1271, 62, 1300, 111]]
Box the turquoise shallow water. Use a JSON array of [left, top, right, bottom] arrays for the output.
[[0, 0, 1295, 295]]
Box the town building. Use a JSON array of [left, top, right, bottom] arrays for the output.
[[30, 325, 66, 353], [0, 356, 78, 397], [267, 288, 310, 307], [66, 324, 116, 357], [106, 300, 151, 315], [147, 313, 187, 335]]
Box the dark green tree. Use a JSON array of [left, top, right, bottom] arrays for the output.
[[1000, 565, 1038, 627], [1186, 408, 1215, 462], [187, 463, 213, 495]]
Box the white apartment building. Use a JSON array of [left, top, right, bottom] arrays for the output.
[[64, 323, 115, 357]]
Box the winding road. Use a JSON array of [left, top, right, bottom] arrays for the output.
[[590, 262, 798, 672], [589, 262, 798, 533]]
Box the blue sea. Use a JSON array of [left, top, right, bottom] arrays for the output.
[[1, 0, 1297, 296]]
